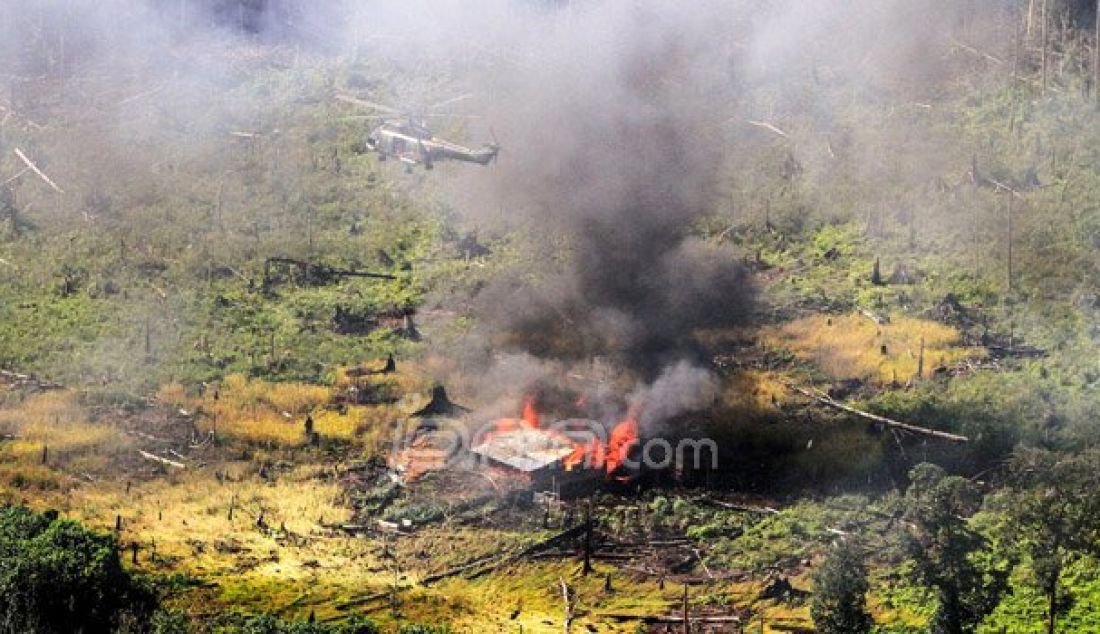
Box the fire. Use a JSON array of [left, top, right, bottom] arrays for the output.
[[521, 396, 539, 428], [605, 416, 639, 474], [489, 417, 522, 434], [564, 436, 603, 471], [482, 397, 640, 476], [481, 395, 539, 439]]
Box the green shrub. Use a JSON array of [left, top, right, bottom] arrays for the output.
[[397, 625, 451, 634], [0, 505, 154, 633], [222, 615, 378, 634], [149, 610, 192, 634], [812, 540, 872, 634]]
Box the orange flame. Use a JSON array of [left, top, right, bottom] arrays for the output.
[[563, 435, 605, 472], [521, 396, 539, 429], [605, 416, 639, 474], [481, 396, 641, 478]]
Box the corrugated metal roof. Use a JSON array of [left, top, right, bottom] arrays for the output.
[[472, 428, 575, 472]]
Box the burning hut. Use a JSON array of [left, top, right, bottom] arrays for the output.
[[389, 386, 645, 495], [471, 427, 576, 478], [470, 397, 642, 493]]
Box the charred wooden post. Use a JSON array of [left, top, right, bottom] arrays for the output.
[[388, 535, 401, 617], [1041, 0, 1049, 93], [1095, 0, 1099, 105], [144, 318, 152, 363], [1006, 191, 1014, 291], [131, 542, 138, 564], [115, 514, 122, 533], [582, 500, 594, 576], [40, 444, 47, 465], [1, 185, 17, 238], [682, 584, 690, 634], [917, 336, 926, 380]]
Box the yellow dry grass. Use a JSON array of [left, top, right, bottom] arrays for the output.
[[4, 364, 733, 630], [722, 370, 790, 415], [208, 409, 311, 446], [0, 462, 62, 491], [158, 366, 406, 449], [16, 462, 407, 621], [332, 365, 427, 393], [310, 405, 400, 448], [57, 464, 352, 566], [160, 379, 308, 445], [762, 312, 983, 384], [160, 374, 331, 413], [0, 391, 134, 489]]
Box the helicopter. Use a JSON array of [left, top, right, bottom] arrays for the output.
[[337, 94, 499, 171]]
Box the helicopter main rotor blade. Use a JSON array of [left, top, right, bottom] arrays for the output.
[[335, 94, 405, 116]]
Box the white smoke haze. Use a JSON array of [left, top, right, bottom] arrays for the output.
[[0, 0, 1002, 422], [629, 360, 719, 435], [340, 0, 990, 429]]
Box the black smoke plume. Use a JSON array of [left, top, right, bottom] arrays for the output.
[[461, 2, 755, 378]]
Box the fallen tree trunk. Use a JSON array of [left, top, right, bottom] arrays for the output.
[[13, 148, 63, 193], [419, 553, 500, 584], [422, 523, 588, 586], [138, 450, 186, 469], [697, 498, 780, 515], [746, 119, 788, 138], [602, 538, 696, 547], [264, 256, 395, 283], [334, 590, 392, 611], [0, 167, 28, 187], [321, 522, 373, 534], [784, 381, 968, 442], [598, 613, 742, 624], [859, 308, 890, 325], [339, 524, 593, 611], [0, 369, 64, 391]]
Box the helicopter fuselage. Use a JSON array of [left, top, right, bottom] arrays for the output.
[[366, 120, 497, 169]]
